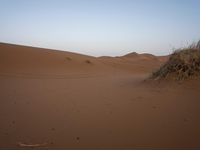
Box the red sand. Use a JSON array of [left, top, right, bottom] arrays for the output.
[[0, 43, 200, 150]]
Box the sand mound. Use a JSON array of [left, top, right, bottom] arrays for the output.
[[0, 43, 165, 78], [151, 41, 200, 80], [123, 52, 139, 58], [122, 52, 158, 60], [0, 43, 110, 76]]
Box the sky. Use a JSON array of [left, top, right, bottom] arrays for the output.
[[0, 0, 200, 56]]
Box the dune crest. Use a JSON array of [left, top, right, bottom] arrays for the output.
[[0, 43, 164, 76]]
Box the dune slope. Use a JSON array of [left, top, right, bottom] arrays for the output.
[[0, 43, 200, 150]]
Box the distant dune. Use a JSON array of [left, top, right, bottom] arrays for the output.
[[0, 43, 164, 76], [0, 43, 200, 150]]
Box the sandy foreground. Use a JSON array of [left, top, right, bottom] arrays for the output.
[[0, 43, 200, 150]]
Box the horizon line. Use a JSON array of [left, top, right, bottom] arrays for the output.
[[0, 41, 170, 57]]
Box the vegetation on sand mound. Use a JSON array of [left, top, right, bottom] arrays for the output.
[[151, 41, 200, 80]]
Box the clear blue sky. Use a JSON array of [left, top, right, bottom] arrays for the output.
[[0, 0, 200, 56]]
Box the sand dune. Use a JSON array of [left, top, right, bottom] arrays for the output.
[[0, 43, 164, 76], [0, 43, 200, 150]]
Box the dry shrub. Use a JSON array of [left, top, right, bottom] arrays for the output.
[[65, 57, 72, 61], [151, 40, 200, 80], [85, 60, 92, 64]]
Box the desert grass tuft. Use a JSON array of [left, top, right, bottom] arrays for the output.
[[85, 60, 92, 64], [151, 40, 200, 80]]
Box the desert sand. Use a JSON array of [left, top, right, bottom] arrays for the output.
[[0, 43, 200, 150]]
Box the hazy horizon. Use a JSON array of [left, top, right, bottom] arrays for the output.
[[1, 0, 200, 56]]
